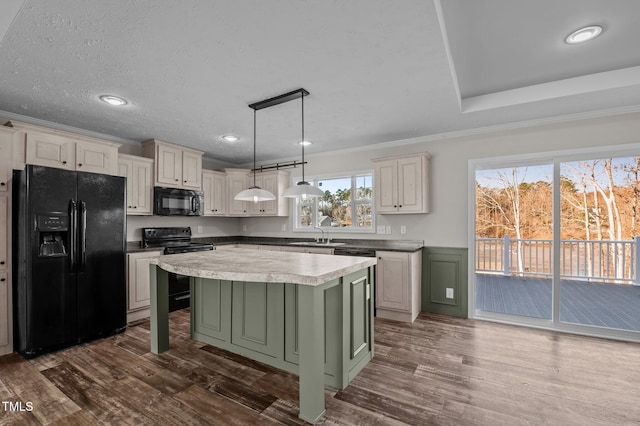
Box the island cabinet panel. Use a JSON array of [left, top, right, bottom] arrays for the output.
[[349, 273, 369, 360], [284, 268, 372, 388], [192, 278, 231, 343], [231, 281, 284, 358], [187, 266, 374, 392]]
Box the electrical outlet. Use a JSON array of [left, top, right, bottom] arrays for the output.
[[281, 224, 287, 232], [400, 225, 406, 234], [385, 226, 391, 235], [446, 288, 454, 299], [197, 226, 203, 234], [377, 225, 385, 234]]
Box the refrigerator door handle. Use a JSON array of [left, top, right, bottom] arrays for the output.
[[80, 201, 87, 272], [70, 200, 78, 273]]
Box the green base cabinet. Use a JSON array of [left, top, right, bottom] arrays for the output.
[[191, 267, 374, 391], [422, 247, 468, 318]]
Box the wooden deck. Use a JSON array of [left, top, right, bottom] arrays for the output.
[[476, 273, 640, 331]]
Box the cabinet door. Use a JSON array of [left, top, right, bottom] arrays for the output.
[[0, 271, 9, 351], [374, 159, 398, 213], [203, 171, 226, 216], [127, 251, 162, 311], [118, 158, 134, 212], [76, 140, 116, 175], [0, 196, 7, 271], [227, 173, 249, 215], [397, 157, 424, 213], [182, 150, 202, 189], [0, 130, 12, 192], [25, 132, 75, 170], [249, 173, 278, 215], [376, 251, 410, 311], [192, 278, 231, 343], [156, 144, 183, 186], [131, 160, 153, 214], [231, 281, 284, 357]]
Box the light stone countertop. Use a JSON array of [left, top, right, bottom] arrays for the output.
[[150, 248, 377, 286]]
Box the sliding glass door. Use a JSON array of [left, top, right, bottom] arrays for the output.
[[472, 150, 640, 339], [559, 157, 640, 332], [475, 164, 553, 320]]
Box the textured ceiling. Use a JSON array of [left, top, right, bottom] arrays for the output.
[[1, 0, 640, 165]]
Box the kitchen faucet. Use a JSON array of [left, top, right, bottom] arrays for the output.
[[314, 226, 326, 243]]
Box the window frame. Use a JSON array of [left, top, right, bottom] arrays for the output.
[[291, 171, 375, 234]]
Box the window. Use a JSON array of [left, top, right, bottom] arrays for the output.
[[294, 173, 374, 232]]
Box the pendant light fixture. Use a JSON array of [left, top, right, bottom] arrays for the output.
[[281, 89, 324, 198], [234, 107, 277, 202]]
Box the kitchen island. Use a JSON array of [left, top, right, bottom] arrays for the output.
[[148, 248, 376, 424]]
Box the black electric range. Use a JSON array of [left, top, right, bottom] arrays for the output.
[[142, 227, 214, 311]]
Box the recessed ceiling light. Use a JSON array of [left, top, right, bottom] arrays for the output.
[[299, 140, 312, 146], [99, 95, 128, 106], [222, 134, 239, 142], [565, 25, 603, 44]]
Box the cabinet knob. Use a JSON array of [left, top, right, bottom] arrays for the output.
[[128, 205, 132, 208], [393, 205, 397, 208], [62, 161, 67, 165], [0, 182, 5, 186], [184, 180, 187, 183], [78, 163, 82, 167], [399, 205, 402, 208], [0, 278, 5, 282], [134, 206, 137, 209], [0, 261, 4, 265], [175, 179, 179, 182]]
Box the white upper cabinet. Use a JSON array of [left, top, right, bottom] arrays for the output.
[[202, 169, 226, 216], [141, 139, 203, 190], [118, 154, 153, 215], [226, 169, 249, 216], [7, 121, 121, 176], [248, 170, 290, 216], [372, 152, 430, 214], [0, 127, 16, 192]]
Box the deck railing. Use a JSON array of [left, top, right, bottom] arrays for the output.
[[475, 235, 640, 285]]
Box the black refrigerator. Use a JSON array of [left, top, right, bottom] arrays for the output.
[[13, 165, 127, 358]]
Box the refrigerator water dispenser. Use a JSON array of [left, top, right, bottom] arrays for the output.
[[36, 213, 68, 257]]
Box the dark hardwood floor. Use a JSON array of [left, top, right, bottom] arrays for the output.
[[2, 309, 640, 425]]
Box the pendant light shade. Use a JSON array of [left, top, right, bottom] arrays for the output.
[[282, 90, 323, 198], [281, 181, 324, 198], [235, 186, 276, 202], [234, 108, 276, 203]]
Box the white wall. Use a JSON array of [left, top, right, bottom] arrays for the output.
[[241, 111, 640, 248], [6, 109, 640, 246], [126, 215, 241, 241]]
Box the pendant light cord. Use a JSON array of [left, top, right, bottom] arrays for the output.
[[301, 93, 305, 183], [253, 108, 257, 187]]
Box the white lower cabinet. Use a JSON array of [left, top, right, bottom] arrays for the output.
[[126, 250, 163, 322], [375, 250, 422, 322], [0, 270, 10, 355]]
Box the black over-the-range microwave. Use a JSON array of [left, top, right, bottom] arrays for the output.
[[154, 187, 204, 216]]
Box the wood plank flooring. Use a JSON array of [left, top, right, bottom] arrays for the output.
[[2, 309, 640, 425]]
